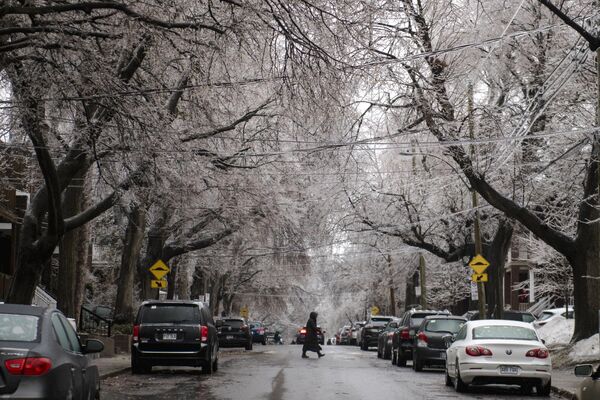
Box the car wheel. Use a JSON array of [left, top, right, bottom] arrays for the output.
[[397, 350, 407, 367], [413, 352, 423, 372], [520, 384, 533, 395], [445, 368, 452, 387], [454, 361, 468, 392], [131, 356, 150, 375], [536, 379, 551, 397], [262, 340, 267, 345], [361, 341, 368, 351]]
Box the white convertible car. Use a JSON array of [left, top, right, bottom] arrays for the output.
[[445, 320, 552, 396]]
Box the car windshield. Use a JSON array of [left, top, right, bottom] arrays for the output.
[[472, 325, 538, 341], [538, 312, 554, 321], [141, 304, 199, 324], [504, 312, 536, 323], [425, 319, 464, 333], [0, 314, 39, 342], [370, 317, 391, 323], [249, 322, 261, 328], [223, 320, 244, 328]]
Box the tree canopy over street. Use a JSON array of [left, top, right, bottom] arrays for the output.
[[1, 0, 600, 342]]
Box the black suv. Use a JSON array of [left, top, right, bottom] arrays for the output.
[[131, 300, 219, 374], [391, 309, 450, 366], [359, 315, 395, 350], [216, 317, 253, 350]]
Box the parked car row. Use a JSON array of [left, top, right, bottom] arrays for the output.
[[368, 307, 553, 396]]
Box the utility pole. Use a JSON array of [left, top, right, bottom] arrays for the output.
[[387, 254, 396, 316], [419, 253, 427, 309], [468, 84, 486, 318]]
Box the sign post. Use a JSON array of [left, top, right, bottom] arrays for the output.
[[469, 254, 490, 316], [149, 260, 170, 293]]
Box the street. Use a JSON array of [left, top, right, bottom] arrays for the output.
[[101, 345, 561, 399]]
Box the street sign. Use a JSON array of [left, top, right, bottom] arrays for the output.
[[149, 260, 170, 280], [471, 273, 488, 283], [469, 254, 490, 275], [240, 306, 249, 318], [151, 279, 167, 289], [370, 306, 380, 316], [470, 282, 479, 300]]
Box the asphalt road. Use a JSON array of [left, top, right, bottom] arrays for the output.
[[101, 345, 561, 399]]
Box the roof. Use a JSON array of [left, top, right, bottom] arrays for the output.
[[467, 319, 536, 329], [541, 307, 573, 313], [0, 303, 47, 316], [141, 300, 202, 306]]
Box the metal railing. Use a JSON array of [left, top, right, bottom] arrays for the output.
[[79, 305, 113, 337]]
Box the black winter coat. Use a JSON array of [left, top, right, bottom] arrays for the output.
[[303, 312, 322, 352]]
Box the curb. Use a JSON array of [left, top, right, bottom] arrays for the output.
[[100, 367, 131, 380], [551, 385, 574, 399]]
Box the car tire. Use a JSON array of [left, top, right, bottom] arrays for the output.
[[377, 346, 382, 358], [454, 361, 468, 393], [361, 341, 368, 351], [262, 340, 267, 345], [131, 356, 150, 375], [445, 368, 452, 387], [413, 352, 423, 372], [397, 350, 407, 367], [536, 379, 551, 397]]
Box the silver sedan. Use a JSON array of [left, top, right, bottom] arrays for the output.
[[445, 320, 552, 396]]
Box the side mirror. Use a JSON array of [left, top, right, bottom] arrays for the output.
[[541, 339, 546, 345], [574, 364, 594, 377], [83, 339, 104, 354]]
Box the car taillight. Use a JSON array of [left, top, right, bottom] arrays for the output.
[[400, 329, 410, 340], [387, 332, 394, 337], [465, 346, 492, 356], [5, 358, 52, 376], [132, 325, 140, 342], [200, 325, 209, 342], [300, 329, 307, 334], [417, 332, 428, 347], [526, 348, 549, 359], [258, 328, 264, 334]]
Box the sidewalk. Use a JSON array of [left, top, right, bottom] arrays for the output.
[[552, 367, 580, 398], [90, 354, 130, 379]]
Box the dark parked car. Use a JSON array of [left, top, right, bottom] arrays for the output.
[[131, 300, 219, 374], [249, 321, 267, 345], [392, 309, 450, 366], [360, 316, 395, 350], [295, 326, 325, 345], [377, 318, 400, 359], [217, 317, 253, 350], [412, 315, 466, 371], [0, 303, 104, 399], [465, 310, 536, 323]]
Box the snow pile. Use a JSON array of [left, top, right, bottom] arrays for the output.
[[536, 316, 574, 346], [569, 333, 600, 363]]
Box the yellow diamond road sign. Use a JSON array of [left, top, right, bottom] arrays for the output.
[[151, 279, 167, 289], [469, 254, 490, 275], [240, 306, 249, 318], [370, 306, 380, 316], [149, 260, 170, 280], [471, 273, 488, 283]]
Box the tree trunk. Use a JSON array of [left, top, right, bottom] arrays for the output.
[[166, 257, 179, 300], [483, 219, 514, 319], [114, 206, 146, 324], [175, 259, 191, 300]]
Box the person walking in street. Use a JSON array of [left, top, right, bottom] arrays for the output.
[[302, 311, 324, 358]]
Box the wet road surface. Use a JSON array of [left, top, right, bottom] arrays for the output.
[[101, 345, 561, 399]]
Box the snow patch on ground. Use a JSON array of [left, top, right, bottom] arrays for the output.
[[569, 333, 600, 363], [536, 316, 574, 346]]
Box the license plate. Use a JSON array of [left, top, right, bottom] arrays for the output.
[[226, 335, 234, 340], [163, 333, 177, 340], [500, 366, 519, 375], [440, 352, 447, 360]]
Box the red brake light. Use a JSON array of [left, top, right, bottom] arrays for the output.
[[132, 325, 140, 342], [466, 346, 492, 356], [200, 325, 209, 342], [400, 329, 410, 340], [5, 358, 52, 376], [300, 329, 307, 334], [417, 332, 428, 343], [526, 348, 548, 359]]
